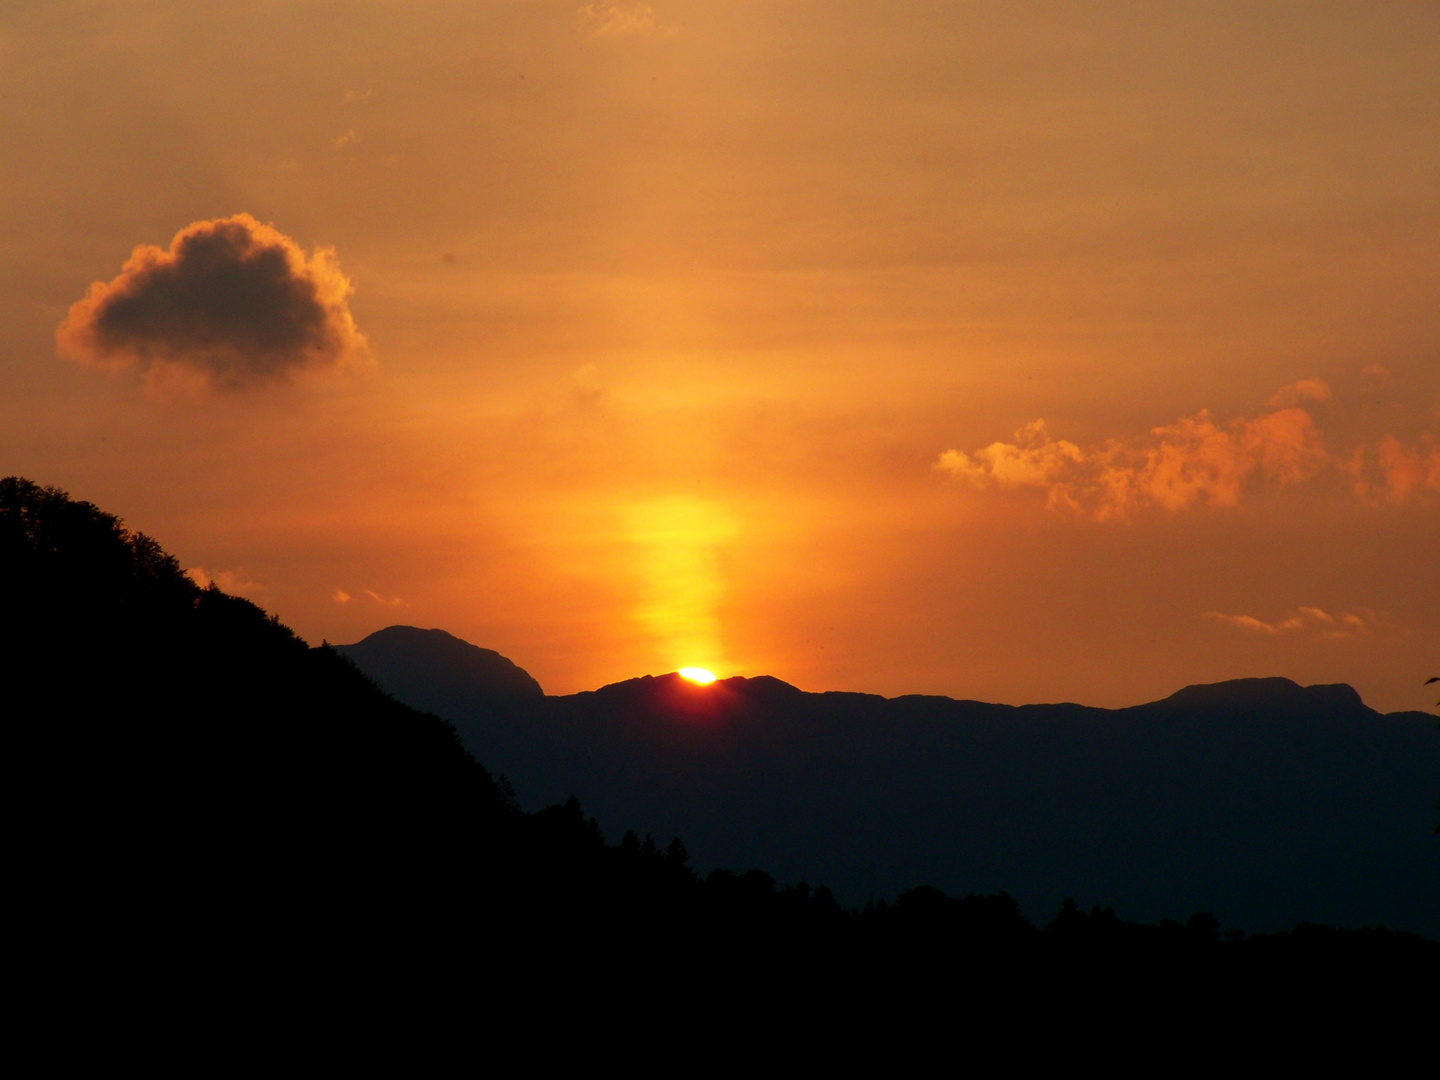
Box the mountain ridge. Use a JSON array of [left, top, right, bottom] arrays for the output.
[[341, 625, 1416, 716], [339, 624, 1438, 936]]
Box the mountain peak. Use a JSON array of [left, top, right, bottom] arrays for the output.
[[335, 626, 543, 715], [1155, 677, 1367, 714]]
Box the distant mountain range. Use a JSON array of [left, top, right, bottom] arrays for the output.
[[339, 625, 1440, 936]]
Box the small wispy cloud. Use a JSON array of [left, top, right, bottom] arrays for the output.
[[570, 361, 605, 408], [332, 128, 359, 151], [187, 566, 264, 596], [1202, 607, 1371, 639], [333, 587, 403, 606], [578, 3, 673, 38], [1267, 379, 1332, 409]]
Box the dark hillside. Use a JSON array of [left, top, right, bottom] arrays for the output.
[[2, 478, 506, 971]]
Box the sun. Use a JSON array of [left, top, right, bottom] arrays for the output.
[[678, 667, 717, 684]]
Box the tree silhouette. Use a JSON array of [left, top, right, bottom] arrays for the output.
[[1429, 676, 1438, 835]]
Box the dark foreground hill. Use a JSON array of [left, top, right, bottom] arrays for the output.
[[343, 627, 1440, 937], [5, 478, 1435, 1054]]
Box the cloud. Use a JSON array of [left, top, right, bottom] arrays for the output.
[[1202, 612, 1298, 635], [331, 128, 359, 151], [1375, 436, 1440, 502], [57, 214, 371, 391], [186, 566, 264, 596], [1203, 607, 1369, 638], [1347, 435, 1440, 504], [570, 361, 606, 408], [578, 3, 669, 37], [1267, 379, 1332, 408], [332, 587, 402, 606], [937, 398, 1328, 521], [1362, 363, 1390, 378]]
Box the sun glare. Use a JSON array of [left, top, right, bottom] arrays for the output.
[[678, 667, 717, 684]]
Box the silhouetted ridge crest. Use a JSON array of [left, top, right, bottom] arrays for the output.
[[337, 627, 1439, 938], [590, 672, 803, 699], [1156, 677, 1368, 714], [335, 625, 543, 715]]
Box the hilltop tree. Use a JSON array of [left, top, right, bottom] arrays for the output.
[[1429, 675, 1438, 835]]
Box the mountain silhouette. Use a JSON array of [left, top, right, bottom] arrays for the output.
[[336, 625, 543, 713], [341, 632, 1440, 937]]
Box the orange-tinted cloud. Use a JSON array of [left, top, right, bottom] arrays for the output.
[[937, 400, 1328, 521], [1375, 436, 1440, 502], [578, 3, 663, 38], [1267, 378, 1332, 408], [1203, 607, 1370, 638], [57, 214, 370, 390], [185, 566, 263, 596], [330, 587, 402, 606], [1346, 435, 1440, 504]]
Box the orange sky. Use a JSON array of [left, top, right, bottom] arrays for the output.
[[2, 2, 1437, 710]]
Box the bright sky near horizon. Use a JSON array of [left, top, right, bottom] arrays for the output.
[[2, 2, 1437, 711]]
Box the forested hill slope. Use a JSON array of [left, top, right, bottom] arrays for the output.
[[1, 477, 509, 949]]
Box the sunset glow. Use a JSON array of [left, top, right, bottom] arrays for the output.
[[678, 668, 717, 685], [2, 2, 1436, 713]]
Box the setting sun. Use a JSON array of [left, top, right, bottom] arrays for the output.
[[678, 667, 717, 685]]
